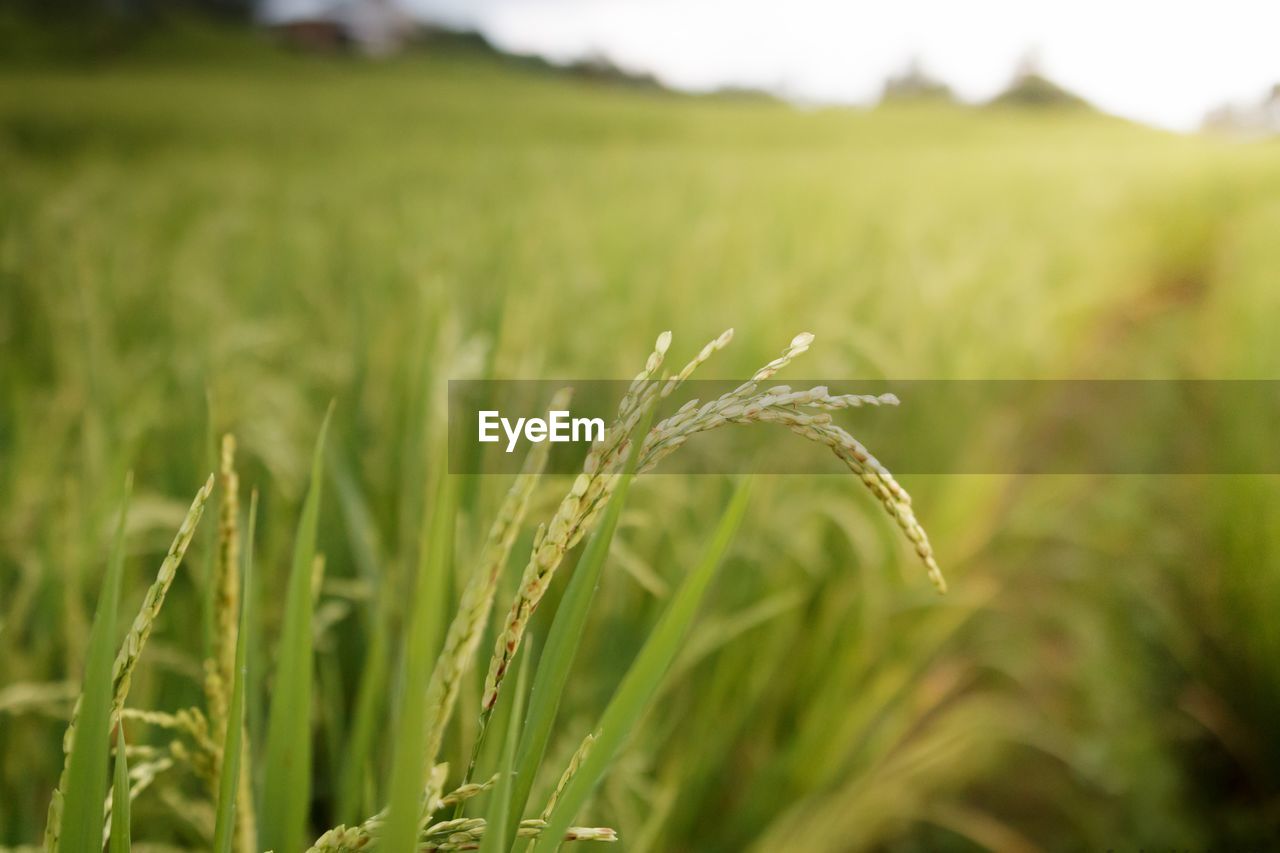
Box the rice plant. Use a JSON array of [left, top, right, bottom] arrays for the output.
[[9, 34, 1280, 849], [30, 329, 940, 852]]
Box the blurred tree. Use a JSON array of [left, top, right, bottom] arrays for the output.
[[990, 51, 1090, 109], [880, 57, 955, 103]]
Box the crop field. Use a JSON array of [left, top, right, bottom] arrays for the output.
[[2, 24, 1280, 852]]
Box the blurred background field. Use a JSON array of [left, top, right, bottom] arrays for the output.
[[3, 14, 1280, 851]]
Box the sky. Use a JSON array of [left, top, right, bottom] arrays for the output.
[[271, 0, 1280, 130]]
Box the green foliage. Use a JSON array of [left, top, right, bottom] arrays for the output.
[[534, 479, 752, 853], [55, 477, 131, 853], [5, 30, 1280, 852], [331, 448, 395, 824], [262, 408, 332, 853], [511, 411, 651, 829], [382, 471, 454, 853], [212, 491, 255, 853], [480, 645, 531, 853]]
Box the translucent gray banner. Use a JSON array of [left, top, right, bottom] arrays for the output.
[[448, 380, 1280, 475]]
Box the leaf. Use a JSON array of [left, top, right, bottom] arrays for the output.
[[382, 469, 455, 853], [109, 726, 130, 853], [330, 446, 393, 824], [509, 408, 652, 828], [532, 479, 753, 853], [262, 405, 333, 853], [481, 640, 532, 853], [59, 474, 132, 853], [213, 490, 256, 853], [336, 586, 393, 824]]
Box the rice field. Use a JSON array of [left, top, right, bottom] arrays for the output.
[[3, 23, 1280, 851]]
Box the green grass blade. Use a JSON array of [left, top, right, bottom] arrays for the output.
[[509, 409, 652, 829], [532, 479, 753, 853], [262, 405, 333, 853], [483, 640, 531, 853], [331, 445, 392, 824], [336, 583, 392, 824], [327, 443, 385, 585], [109, 726, 130, 853], [383, 470, 455, 853], [330, 438, 389, 819], [59, 475, 132, 853], [213, 490, 256, 853]]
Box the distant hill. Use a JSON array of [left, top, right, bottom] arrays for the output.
[[270, 14, 678, 91], [989, 57, 1091, 110], [880, 59, 954, 103]]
